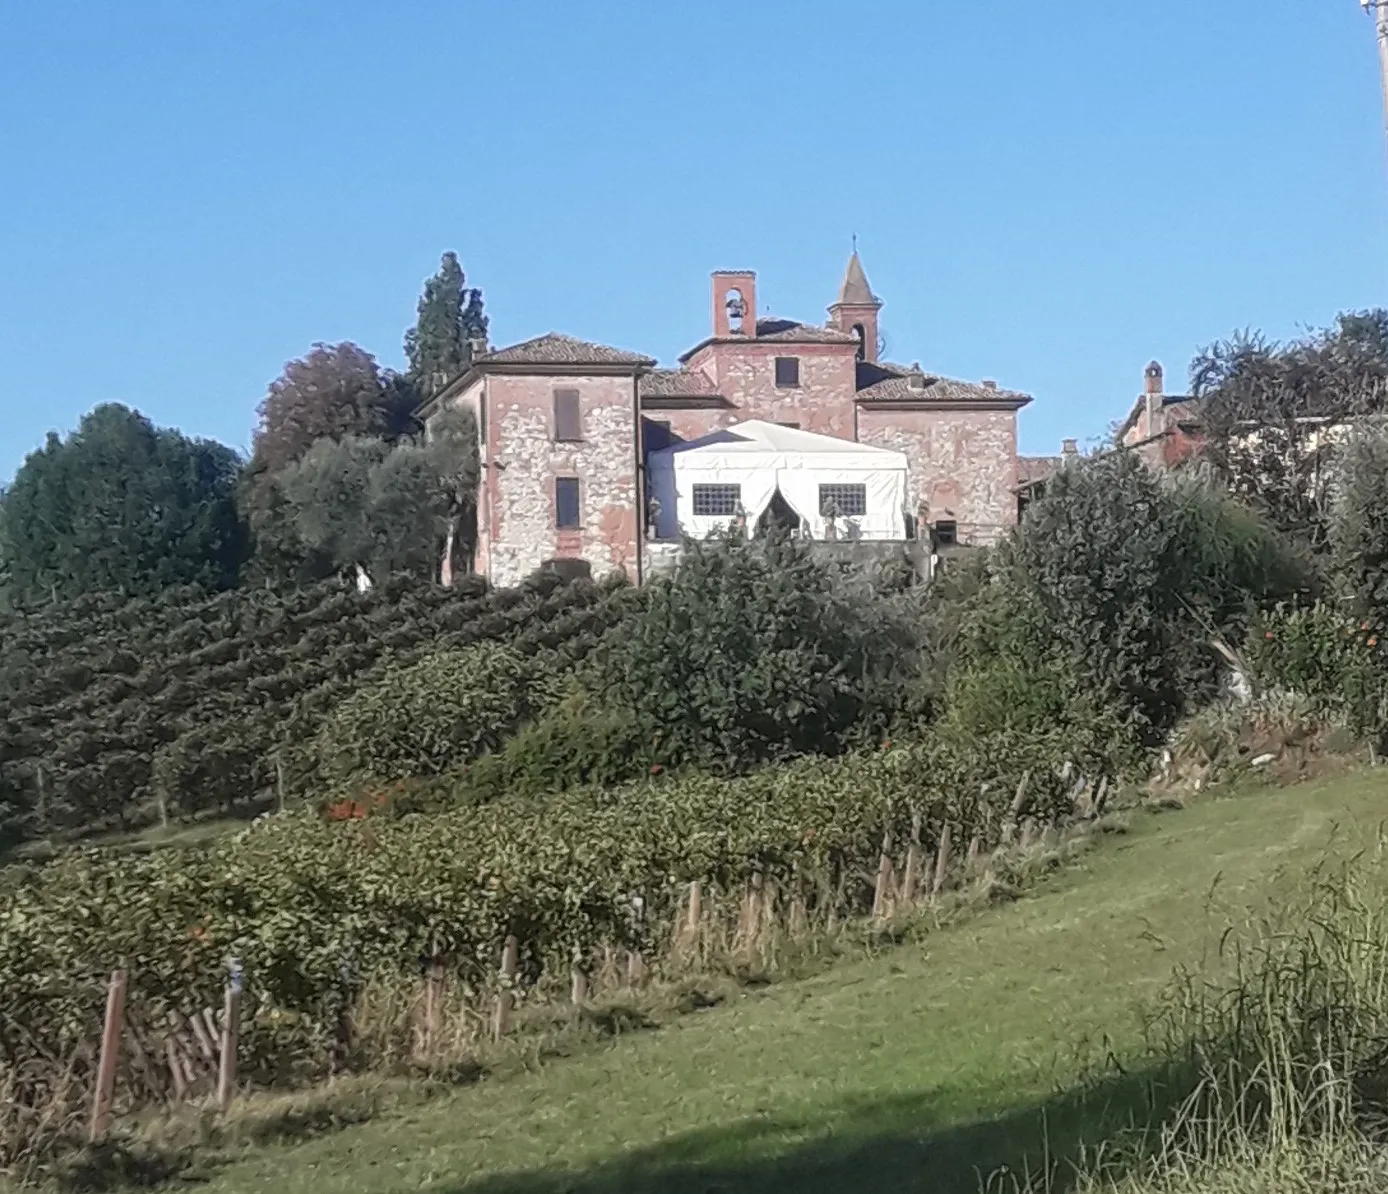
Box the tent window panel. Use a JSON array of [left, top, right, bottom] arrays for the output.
[[692, 483, 741, 517], [818, 483, 867, 518]]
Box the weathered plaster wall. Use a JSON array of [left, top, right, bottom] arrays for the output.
[[856, 406, 1018, 545], [485, 374, 639, 587]]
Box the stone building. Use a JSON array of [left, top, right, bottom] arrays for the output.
[[423, 253, 1037, 587]]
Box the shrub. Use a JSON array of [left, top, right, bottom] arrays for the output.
[[1330, 418, 1388, 627], [978, 453, 1303, 745], [1244, 602, 1388, 736], [598, 527, 921, 773], [316, 643, 536, 783]]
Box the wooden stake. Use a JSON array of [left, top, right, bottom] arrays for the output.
[[900, 811, 924, 905], [932, 820, 954, 898], [1020, 817, 1038, 850], [1010, 771, 1032, 821], [967, 833, 982, 871], [872, 828, 893, 918], [685, 879, 702, 946], [275, 757, 286, 814], [570, 965, 588, 1006], [164, 1037, 187, 1101], [626, 950, 646, 987], [1092, 775, 1110, 819], [493, 935, 519, 1041], [89, 969, 127, 1142], [217, 971, 241, 1110]]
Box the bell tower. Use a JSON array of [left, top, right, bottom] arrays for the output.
[[828, 249, 882, 364], [711, 270, 757, 338]]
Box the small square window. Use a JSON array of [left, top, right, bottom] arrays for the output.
[[818, 483, 867, 518], [555, 477, 581, 529], [692, 483, 741, 517], [774, 357, 800, 388], [553, 389, 582, 442], [933, 519, 958, 546]]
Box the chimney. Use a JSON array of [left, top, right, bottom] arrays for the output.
[[711, 271, 757, 339], [908, 370, 926, 391], [981, 379, 997, 391], [1144, 360, 1164, 438], [1061, 438, 1078, 457]]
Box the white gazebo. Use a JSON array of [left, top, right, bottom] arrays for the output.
[[647, 420, 909, 541]]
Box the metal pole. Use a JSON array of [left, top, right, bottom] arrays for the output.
[[1370, 2, 1388, 153]]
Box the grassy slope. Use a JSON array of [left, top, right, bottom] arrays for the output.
[[195, 773, 1388, 1194]]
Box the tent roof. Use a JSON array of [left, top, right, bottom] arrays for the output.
[[655, 420, 906, 463]]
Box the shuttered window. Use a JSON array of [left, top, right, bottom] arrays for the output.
[[553, 389, 582, 441]]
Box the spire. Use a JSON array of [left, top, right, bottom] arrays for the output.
[[834, 250, 879, 308]]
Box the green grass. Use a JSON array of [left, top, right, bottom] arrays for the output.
[[178, 774, 1388, 1193]]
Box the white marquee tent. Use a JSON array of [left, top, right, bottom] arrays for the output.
[[647, 420, 909, 541]]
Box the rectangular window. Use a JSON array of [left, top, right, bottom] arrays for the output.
[[555, 476, 581, 529], [553, 389, 582, 441], [692, 483, 741, 517], [934, 519, 958, 546], [818, 483, 867, 518], [774, 357, 800, 388]]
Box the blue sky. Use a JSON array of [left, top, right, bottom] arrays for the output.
[[1, 1, 1384, 481]]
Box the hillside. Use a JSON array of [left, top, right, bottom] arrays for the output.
[[176, 773, 1388, 1194], [0, 572, 635, 846]]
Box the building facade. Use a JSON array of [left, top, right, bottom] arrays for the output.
[[425, 254, 1037, 587]]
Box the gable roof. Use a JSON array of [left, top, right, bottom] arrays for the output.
[[856, 371, 1032, 408], [639, 367, 722, 399], [482, 332, 656, 367]]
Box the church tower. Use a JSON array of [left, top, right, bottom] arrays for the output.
[[827, 250, 882, 363]]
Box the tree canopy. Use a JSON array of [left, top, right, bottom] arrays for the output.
[[404, 252, 488, 401], [0, 403, 243, 606], [251, 341, 412, 475]]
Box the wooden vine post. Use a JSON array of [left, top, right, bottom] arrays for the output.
[[217, 958, 242, 1110], [932, 820, 953, 899], [421, 935, 443, 1055], [900, 812, 924, 906], [684, 879, 702, 950], [871, 829, 894, 918], [89, 969, 127, 1142], [493, 935, 519, 1041]]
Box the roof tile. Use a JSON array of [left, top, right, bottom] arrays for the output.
[[482, 332, 655, 367]]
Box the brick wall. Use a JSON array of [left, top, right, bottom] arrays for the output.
[[857, 406, 1018, 545], [484, 374, 639, 587], [684, 341, 858, 437]]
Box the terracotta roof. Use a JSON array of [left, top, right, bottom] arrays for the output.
[[482, 332, 655, 367], [856, 371, 1031, 405], [639, 368, 721, 398], [752, 318, 857, 344], [1017, 455, 1063, 486], [833, 251, 879, 308]]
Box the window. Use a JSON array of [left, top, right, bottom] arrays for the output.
[[774, 357, 800, 388], [692, 483, 741, 517], [818, 483, 867, 518], [553, 389, 582, 441], [555, 477, 581, 529], [933, 519, 958, 546]]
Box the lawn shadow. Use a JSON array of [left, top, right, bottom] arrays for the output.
[[430, 1057, 1194, 1194]]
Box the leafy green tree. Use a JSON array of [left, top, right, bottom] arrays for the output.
[[1329, 420, 1388, 626], [969, 451, 1303, 745], [599, 528, 919, 772], [404, 252, 488, 400], [251, 342, 411, 475], [1191, 310, 1388, 553], [273, 410, 479, 584], [0, 404, 243, 605]]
